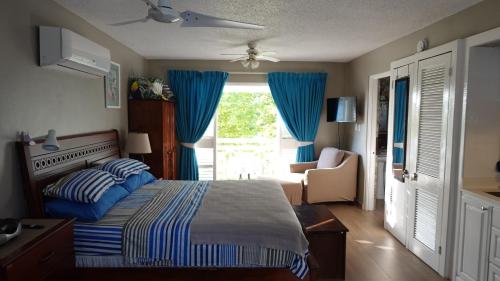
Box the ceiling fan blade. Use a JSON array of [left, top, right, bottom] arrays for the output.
[[259, 51, 277, 56], [220, 53, 248, 56], [180, 11, 265, 29], [257, 55, 280, 62], [141, 0, 159, 10], [230, 57, 248, 62], [110, 16, 150, 26]]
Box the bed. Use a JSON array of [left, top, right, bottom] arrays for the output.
[[17, 130, 317, 281]]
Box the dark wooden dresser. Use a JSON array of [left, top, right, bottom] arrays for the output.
[[128, 100, 177, 179], [293, 204, 348, 280], [0, 218, 75, 281]]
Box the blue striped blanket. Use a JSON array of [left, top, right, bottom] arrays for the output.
[[74, 180, 308, 279], [123, 180, 209, 265]]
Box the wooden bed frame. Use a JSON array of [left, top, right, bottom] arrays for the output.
[[17, 130, 318, 281]]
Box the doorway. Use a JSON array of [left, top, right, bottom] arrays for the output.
[[364, 71, 391, 211]]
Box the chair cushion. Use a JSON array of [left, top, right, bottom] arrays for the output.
[[317, 147, 345, 169]]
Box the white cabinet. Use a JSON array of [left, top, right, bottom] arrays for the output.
[[489, 263, 500, 281], [455, 193, 492, 281]]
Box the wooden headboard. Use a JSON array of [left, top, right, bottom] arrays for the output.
[[17, 130, 121, 217]]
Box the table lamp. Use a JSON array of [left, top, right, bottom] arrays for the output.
[[126, 132, 151, 162]]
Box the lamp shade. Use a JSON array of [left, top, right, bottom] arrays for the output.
[[42, 129, 60, 151], [326, 96, 357, 123], [126, 133, 152, 154]]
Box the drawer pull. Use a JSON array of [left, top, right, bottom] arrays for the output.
[[39, 251, 55, 264]]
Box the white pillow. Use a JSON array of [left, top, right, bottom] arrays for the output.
[[317, 148, 344, 169]]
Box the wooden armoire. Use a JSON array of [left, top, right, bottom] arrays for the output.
[[128, 100, 177, 179]]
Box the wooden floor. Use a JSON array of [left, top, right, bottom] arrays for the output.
[[326, 201, 447, 281]]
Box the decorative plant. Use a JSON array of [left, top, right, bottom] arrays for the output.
[[129, 77, 174, 101]]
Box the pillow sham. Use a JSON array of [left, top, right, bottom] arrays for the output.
[[121, 171, 156, 193], [44, 169, 119, 203], [98, 158, 150, 181], [45, 185, 129, 222]]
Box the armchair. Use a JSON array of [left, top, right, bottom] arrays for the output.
[[290, 148, 358, 204]]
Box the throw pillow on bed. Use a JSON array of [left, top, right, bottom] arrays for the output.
[[121, 171, 156, 193], [43, 169, 119, 203], [45, 185, 129, 222], [98, 158, 150, 181]]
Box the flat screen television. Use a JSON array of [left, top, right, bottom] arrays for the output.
[[327, 96, 357, 122]]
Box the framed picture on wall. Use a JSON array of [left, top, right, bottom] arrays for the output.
[[105, 61, 120, 108]]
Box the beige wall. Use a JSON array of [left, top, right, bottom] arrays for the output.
[[344, 0, 500, 204], [0, 0, 146, 217], [147, 60, 346, 161], [463, 46, 500, 179]]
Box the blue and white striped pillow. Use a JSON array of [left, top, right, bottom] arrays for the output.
[[44, 169, 118, 203], [98, 158, 150, 181]]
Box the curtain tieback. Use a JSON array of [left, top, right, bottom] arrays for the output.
[[393, 142, 404, 149], [297, 141, 314, 147], [181, 143, 195, 148]]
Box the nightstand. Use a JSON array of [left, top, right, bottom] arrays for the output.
[[0, 218, 75, 281]]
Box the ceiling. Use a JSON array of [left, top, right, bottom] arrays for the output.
[[55, 0, 481, 62]]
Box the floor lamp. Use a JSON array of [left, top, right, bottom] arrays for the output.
[[327, 97, 357, 149]]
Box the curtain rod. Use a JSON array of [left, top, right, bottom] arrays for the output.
[[228, 72, 267, 75]]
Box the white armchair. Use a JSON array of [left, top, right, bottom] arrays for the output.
[[289, 148, 358, 204]]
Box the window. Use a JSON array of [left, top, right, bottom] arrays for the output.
[[277, 116, 299, 175], [195, 118, 215, 180], [196, 84, 298, 180]]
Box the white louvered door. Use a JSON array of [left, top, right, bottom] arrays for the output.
[[406, 52, 452, 271], [384, 64, 414, 245]]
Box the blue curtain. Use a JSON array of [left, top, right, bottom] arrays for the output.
[[268, 72, 327, 162], [168, 70, 229, 180], [393, 78, 409, 164]]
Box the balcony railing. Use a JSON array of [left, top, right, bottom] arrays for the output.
[[197, 137, 299, 180]]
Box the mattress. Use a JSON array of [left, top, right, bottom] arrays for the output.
[[74, 180, 309, 279]]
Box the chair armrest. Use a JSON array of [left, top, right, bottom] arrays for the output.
[[303, 154, 358, 203], [290, 161, 318, 173]]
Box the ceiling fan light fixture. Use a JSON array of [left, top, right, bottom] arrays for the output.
[[241, 60, 250, 68], [250, 60, 260, 69]]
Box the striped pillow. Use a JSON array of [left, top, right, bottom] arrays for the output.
[[98, 158, 150, 181], [44, 169, 119, 203]]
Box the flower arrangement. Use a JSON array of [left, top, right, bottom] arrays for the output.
[[128, 77, 174, 101]]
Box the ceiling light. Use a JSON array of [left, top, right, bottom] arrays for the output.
[[241, 60, 250, 68], [250, 60, 260, 69]]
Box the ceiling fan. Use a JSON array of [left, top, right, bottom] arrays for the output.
[[222, 42, 279, 69], [111, 0, 265, 30]]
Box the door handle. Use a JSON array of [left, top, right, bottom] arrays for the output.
[[410, 173, 418, 181], [482, 206, 490, 211]]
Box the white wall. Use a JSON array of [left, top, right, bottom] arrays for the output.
[[463, 46, 500, 179], [345, 0, 500, 204], [0, 0, 145, 217]]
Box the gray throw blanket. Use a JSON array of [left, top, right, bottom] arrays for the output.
[[190, 180, 308, 256]]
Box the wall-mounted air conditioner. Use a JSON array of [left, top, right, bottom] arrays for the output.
[[39, 26, 111, 77]]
